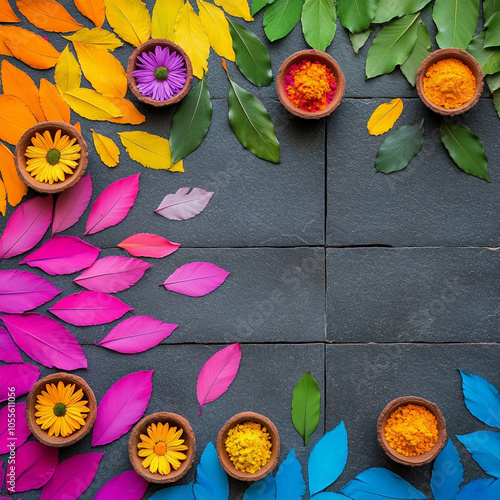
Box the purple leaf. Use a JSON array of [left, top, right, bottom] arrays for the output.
[[73, 256, 151, 293], [85, 173, 140, 235], [14, 441, 58, 492], [161, 261, 230, 297], [0, 327, 23, 362], [96, 316, 178, 353], [0, 195, 53, 259], [0, 363, 40, 401], [94, 470, 148, 500], [117, 233, 180, 258], [0, 270, 61, 313], [52, 174, 92, 234], [0, 403, 30, 454], [19, 236, 100, 275], [155, 187, 214, 220], [41, 453, 104, 500], [1, 313, 87, 370], [92, 370, 153, 446]]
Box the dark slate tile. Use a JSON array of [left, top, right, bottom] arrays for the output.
[[327, 247, 500, 342]]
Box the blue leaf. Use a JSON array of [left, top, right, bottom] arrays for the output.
[[459, 369, 500, 428], [457, 431, 500, 479], [193, 442, 229, 500], [308, 421, 348, 496], [310, 494, 351, 499], [430, 439, 463, 500], [456, 478, 500, 499], [243, 474, 276, 500], [340, 468, 426, 499], [149, 482, 195, 500], [275, 449, 305, 500]]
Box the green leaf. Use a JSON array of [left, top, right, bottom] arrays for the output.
[[484, 0, 500, 26], [366, 13, 420, 79], [228, 19, 272, 87], [263, 0, 304, 42], [467, 32, 500, 75], [485, 11, 500, 48], [301, 0, 336, 51], [336, 0, 378, 33], [433, 0, 479, 49], [251, 0, 275, 15], [349, 27, 373, 53], [493, 89, 500, 117], [375, 120, 424, 173], [292, 372, 321, 446], [440, 121, 489, 182], [373, 0, 431, 24], [400, 21, 431, 86], [487, 72, 500, 93]]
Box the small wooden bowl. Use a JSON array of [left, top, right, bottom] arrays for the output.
[[127, 39, 193, 107], [377, 396, 447, 466], [26, 372, 97, 448], [416, 48, 484, 116], [216, 411, 280, 482], [15, 121, 88, 194], [129, 412, 196, 484], [276, 49, 345, 119]]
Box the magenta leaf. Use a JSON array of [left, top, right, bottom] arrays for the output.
[[13, 441, 58, 492], [94, 470, 148, 500], [155, 187, 214, 220], [0, 462, 3, 491], [85, 173, 140, 235], [92, 370, 153, 446], [161, 261, 230, 297], [73, 256, 151, 293], [0, 195, 53, 259], [41, 452, 103, 500], [0, 363, 40, 401], [52, 174, 92, 234], [96, 316, 178, 353], [118, 233, 180, 258], [20, 235, 100, 275], [0, 327, 23, 363], [0, 403, 30, 454], [1, 313, 87, 370], [197, 343, 241, 415]]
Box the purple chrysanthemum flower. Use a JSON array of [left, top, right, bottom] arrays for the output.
[[133, 45, 188, 101]]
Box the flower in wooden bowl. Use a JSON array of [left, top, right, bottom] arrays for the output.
[[276, 49, 345, 119], [216, 411, 280, 482], [377, 396, 447, 466], [416, 48, 484, 116], [129, 412, 196, 483], [127, 39, 193, 107], [26, 372, 96, 448]]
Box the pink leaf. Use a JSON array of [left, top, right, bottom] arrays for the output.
[[96, 316, 178, 353], [0, 403, 30, 454], [52, 174, 92, 234], [19, 236, 100, 275], [0, 195, 53, 259], [85, 173, 140, 235], [94, 470, 148, 500], [92, 370, 153, 446], [1, 313, 87, 370], [73, 256, 151, 293], [161, 261, 230, 297], [0, 463, 3, 492], [117, 233, 180, 258], [155, 187, 214, 220], [48, 291, 133, 326], [0, 327, 23, 363], [0, 270, 61, 313], [197, 343, 241, 415], [41, 453, 103, 500], [0, 363, 40, 401], [14, 441, 58, 492]]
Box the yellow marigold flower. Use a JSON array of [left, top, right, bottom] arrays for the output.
[[35, 381, 89, 438], [137, 422, 188, 475], [25, 129, 81, 184]]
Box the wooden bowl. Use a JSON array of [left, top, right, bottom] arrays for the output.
[[416, 48, 484, 116], [26, 372, 96, 448], [276, 49, 345, 119], [127, 39, 193, 107], [129, 412, 196, 483], [216, 411, 280, 482], [15, 121, 88, 194], [377, 396, 447, 466]]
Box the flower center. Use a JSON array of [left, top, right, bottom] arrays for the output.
[[154, 441, 166, 456], [46, 149, 61, 165], [53, 403, 66, 417], [154, 66, 169, 81]]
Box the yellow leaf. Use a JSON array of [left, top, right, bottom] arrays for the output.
[[39, 79, 71, 123], [63, 88, 124, 121], [55, 45, 82, 94], [73, 42, 127, 97], [63, 28, 123, 51], [105, 96, 146, 125], [214, 0, 252, 21], [74, 0, 105, 28], [151, 0, 183, 40], [16, 0, 83, 33], [0, 178, 6, 216], [0, 95, 37, 145], [367, 98, 404, 136], [105, 0, 150, 47], [91, 129, 120, 167], [0, 142, 27, 206], [174, 2, 210, 79], [118, 131, 183, 171], [0, 0, 20, 22]]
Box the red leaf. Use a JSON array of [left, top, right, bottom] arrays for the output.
[[0, 362, 40, 401], [0, 403, 30, 454], [0, 326, 22, 362], [117, 233, 180, 258], [94, 470, 148, 500], [14, 441, 58, 492]]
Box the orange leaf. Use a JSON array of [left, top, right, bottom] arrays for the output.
[[0, 26, 15, 55], [16, 0, 83, 32], [39, 78, 71, 123], [106, 96, 146, 125], [0, 0, 20, 22], [74, 0, 105, 28], [1, 60, 45, 121], [0, 142, 27, 206], [74, 122, 81, 133], [0, 95, 37, 145], [0, 178, 6, 216]]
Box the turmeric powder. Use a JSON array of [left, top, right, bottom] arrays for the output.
[[384, 403, 438, 457], [422, 58, 476, 109]]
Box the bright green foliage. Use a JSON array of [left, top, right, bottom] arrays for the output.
[[263, 0, 304, 42], [349, 28, 373, 54], [485, 11, 500, 48], [336, 0, 377, 33], [433, 0, 479, 49], [373, 0, 431, 24], [400, 21, 431, 86], [292, 372, 321, 446], [301, 0, 336, 51], [467, 32, 500, 75]]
